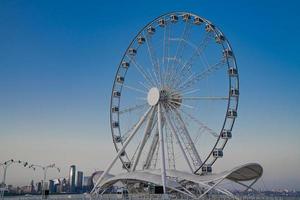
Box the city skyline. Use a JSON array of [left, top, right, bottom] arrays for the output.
[[0, 0, 299, 191], [1, 163, 94, 195], [0, 160, 98, 188]]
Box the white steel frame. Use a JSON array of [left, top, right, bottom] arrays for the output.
[[92, 11, 243, 199]]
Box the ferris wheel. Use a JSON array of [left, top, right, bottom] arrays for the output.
[[109, 11, 239, 176]]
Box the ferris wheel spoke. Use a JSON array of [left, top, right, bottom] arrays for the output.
[[147, 67, 160, 88], [143, 127, 159, 170], [121, 106, 153, 143], [164, 56, 185, 87], [119, 103, 148, 115], [165, 121, 175, 170], [136, 97, 147, 101], [178, 108, 219, 138], [163, 105, 194, 172], [126, 55, 156, 86], [167, 39, 199, 87], [168, 99, 194, 109], [167, 87, 201, 100], [171, 108, 203, 169], [163, 21, 172, 88], [138, 81, 151, 90], [177, 59, 226, 92], [131, 107, 156, 171], [170, 20, 192, 75], [143, 33, 162, 87], [162, 19, 170, 87], [173, 32, 214, 88], [123, 84, 148, 94], [182, 96, 229, 101], [168, 20, 193, 87], [181, 32, 213, 73], [130, 142, 141, 163], [179, 88, 201, 96], [121, 121, 141, 143]]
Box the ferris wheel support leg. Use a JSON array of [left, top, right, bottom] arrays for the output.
[[235, 179, 260, 194], [158, 103, 167, 195], [197, 181, 237, 200], [143, 130, 159, 170], [174, 109, 202, 167], [90, 106, 153, 195], [243, 177, 259, 192], [196, 177, 225, 199], [132, 108, 156, 171], [164, 109, 194, 173]]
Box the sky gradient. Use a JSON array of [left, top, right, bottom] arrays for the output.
[[0, 0, 299, 190]]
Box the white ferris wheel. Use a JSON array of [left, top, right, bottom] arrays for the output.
[[110, 11, 239, 174], [92, 12, 262, 199]]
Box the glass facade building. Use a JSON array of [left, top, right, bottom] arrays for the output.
[[76, 171, 83, 192], [69, 165, 76, 193]]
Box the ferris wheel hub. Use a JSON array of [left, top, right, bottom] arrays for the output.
[[147, 87, 182, 108], [147, 87, 160, 106]]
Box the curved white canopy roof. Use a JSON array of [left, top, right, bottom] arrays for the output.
[[99, 170, 182, 189], [96, 163, 263, 189]]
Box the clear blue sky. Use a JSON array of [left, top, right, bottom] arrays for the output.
[[0, 0, 299, 190]]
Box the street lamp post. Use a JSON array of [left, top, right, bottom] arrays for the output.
[[0, 159, 31, 200], [29, 164, 60, 199]]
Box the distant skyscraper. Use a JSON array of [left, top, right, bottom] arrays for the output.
[[69, 165, 76, 193], [76, 171, 83, 192], [49, 180, 55, 193], [83, 176, 89, 187], [37, 182, 42, 193], [30, 180, 35, 193], [83, 176, 93, 192], [59, 178, 68, 193]]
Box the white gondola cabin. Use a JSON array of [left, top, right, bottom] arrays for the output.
[[122, 61, 129, 69], [228, 67, 238, 76], [137, 36, 145, 44], [205, 24, 215, 32], [147, 26, 155, 34], [183, 13, 191, 21], [215, 34, 225, 44], [227, 109, 237, 118], [128, 48, 137, 56], [112, 106, 119, 112], [221, 130, 232, 139], [112, 121, 119, 128], [114, 135, 122, 143], [213, 148, 223, 158], [230, 88, 239, 97], [117, 75, 124, 84], [223, 49, 233, 58], [194, 17, 203, 25], [113, 91, 121, 97], [158, 19, 165, 27], [202, 164, 212, 173], [170, 15, 178, 23]]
